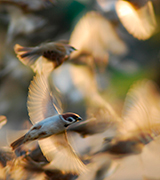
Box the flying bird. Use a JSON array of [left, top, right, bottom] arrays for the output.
[[80, 79, 160, 179], [14, 40, 76, 74], [115, 0, 157, 40], [68, 64, 121, 138], [10, 73, 86, 174], [69, 11, 128, 69], [98, 79, 160, 157], [96, 0, 157, 40]]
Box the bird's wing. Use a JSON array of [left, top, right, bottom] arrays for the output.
[[0, 115, 7, 129], [69, 11, 127, 64], [27, 73, 62, 124], [121, 79, 160, 136], [39, 131, 87, 174], [115, 0, 157, 40]]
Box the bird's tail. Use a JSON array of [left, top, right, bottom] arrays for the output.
[[10, 135, 26, 150], [14, 44, 40, 66]]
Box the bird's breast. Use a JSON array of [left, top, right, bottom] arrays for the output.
[[43, 50, 66, 68]]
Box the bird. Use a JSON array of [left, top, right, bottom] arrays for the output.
[[14, 40, 76, 74], [10, 112, 82, 150], [76, 79, 160, 180], [115, 0, 157, 40], [97, 79, 160, 157], [68, 64, 121, 138], [69, 11, 128, 69], [10, 72, 87, 174], [96, 0, 157, 40]]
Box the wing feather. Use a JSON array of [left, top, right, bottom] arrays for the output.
[[39, 132, 87, 174], [116, 1, 157, 40], [121, 79, 160, 136], [27, 73, 61, 124]]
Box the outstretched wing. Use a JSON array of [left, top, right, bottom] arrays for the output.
[[39, 132, 87, 174], [27, 73, 62, 124], [116, 0, 157, 40], [121, 79, 160, 136]]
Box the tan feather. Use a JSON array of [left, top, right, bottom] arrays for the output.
[[70, 11, 128, 66], [119, 79, 160, 140], [10, 135, 26, 150], [41, 132, 87, 174], [115, 0, 157, 40], [27, 73, 61, 124]]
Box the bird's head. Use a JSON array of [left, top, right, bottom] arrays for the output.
[[61, 112, 82, 127]]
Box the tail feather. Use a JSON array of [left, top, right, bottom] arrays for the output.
[[10, 135, 26, 150], [14, 44, 40, 66]]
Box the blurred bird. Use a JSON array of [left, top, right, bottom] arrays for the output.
[[98, 79, 160, 157], [80, 79, 160, 179], [69, 11, 128, 69], [76, 153, 119, 180], [115, 0, 157, 40], [10, 73, 86, 174], [97, 0, 157, 40], [68, 64, 121, 138], [14, 40, 76, 74], [5, 156, 47, 180]]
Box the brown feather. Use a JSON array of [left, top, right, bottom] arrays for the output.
[[14, 44, 40, 66], [10, 135, 26, 150]]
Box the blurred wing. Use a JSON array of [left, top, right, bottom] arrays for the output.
[[39, 132, 86, 174], [70, 11, 127, 65], [0, 115, 7, 129], [121, 79, 160, 135], [116, 1, 157, 40], [27, 73, 62, 124]]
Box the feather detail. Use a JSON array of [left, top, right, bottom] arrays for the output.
[[14, 44, 40, 66], [40, 132, 87, 174], [10, 135, 26, 150], [27, 73, 61, 124], [115, 0, 157, 40]]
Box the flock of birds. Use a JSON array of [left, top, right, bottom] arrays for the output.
[[0, 0, 160, 180]]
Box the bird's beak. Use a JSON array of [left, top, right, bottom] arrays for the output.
[[72, 46, 77, 51], [77, 117, 82, 121]]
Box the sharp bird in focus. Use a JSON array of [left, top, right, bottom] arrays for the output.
[[10, 73, 86, 174]]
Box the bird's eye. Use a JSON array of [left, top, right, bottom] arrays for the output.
[[67, 117, 74, 122]]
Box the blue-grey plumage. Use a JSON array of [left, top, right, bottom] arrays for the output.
[[96, 79, 160, 158], [10, 113, 82, 150], [10, 72, 86, 174]]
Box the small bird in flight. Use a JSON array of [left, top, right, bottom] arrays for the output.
[[14, 40, 76, 74], [10, 73, 86, 174]]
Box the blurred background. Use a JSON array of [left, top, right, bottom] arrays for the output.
[[0, 0, 160, 179]]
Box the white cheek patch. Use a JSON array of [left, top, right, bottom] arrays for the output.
[[67, 117, 76, 123]]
